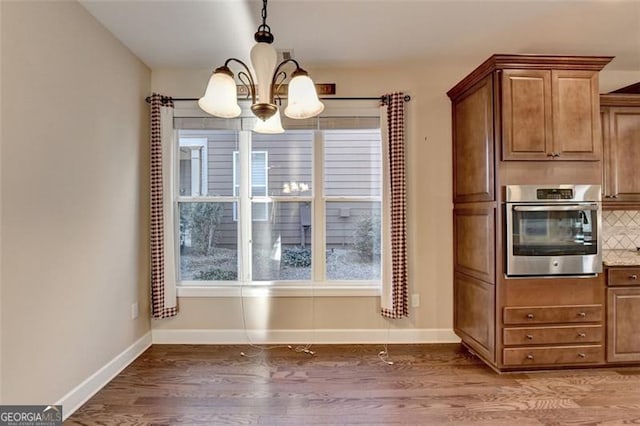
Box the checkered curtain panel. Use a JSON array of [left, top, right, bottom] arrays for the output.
[[149, 93, 178, 319], [381, 92, 408, 319]]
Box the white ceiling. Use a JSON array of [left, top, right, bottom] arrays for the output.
[[80, 0, 640, 72]]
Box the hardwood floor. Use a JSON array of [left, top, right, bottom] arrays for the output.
[[66, 344, 640, 425]]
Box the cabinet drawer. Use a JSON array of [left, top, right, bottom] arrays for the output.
[[503, 345, 603, 366], [503, 325, 603, 346], [608, 268, 640, 286], [503, 305, 602, 325]]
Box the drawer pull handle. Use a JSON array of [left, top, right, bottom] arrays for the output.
[[578, 353, 586, 359], [526, 354, 534, 360], [526, 313, 534, 319], [631, 274, 638, 280], [577, 332, 587, 338], [578, 312, 586, 318], [526, 334, 534, 340]]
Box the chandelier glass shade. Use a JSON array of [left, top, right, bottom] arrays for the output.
[[198, 0, 324, 127]]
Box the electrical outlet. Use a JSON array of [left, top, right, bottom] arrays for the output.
[[131, 302, 139, 319], [411, 293, 420, 308]]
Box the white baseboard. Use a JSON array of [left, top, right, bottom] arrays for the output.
[[57, 332, 152, 420], [152, 328, 460, 344]]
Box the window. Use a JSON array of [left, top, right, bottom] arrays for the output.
[[174, 102, 383, 288]]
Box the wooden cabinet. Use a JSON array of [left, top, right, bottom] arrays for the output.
[[502, 69, 601, 161], [601, 94, 640, 209], [607, 266, 640, 363], [500, 281, 605, 369], [448, 54, 613, 371], [503, 345, 603, 367], [503, 305, 603, 325]]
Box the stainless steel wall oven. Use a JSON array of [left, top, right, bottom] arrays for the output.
[[505, 185, 602, 276]]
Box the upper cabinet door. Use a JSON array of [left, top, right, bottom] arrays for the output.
[[552, 70, 601, 161], [501, 70, 552, 160], [605, 107, 640, 204]]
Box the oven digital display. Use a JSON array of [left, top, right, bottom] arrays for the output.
[[536, 188, 573, 200]]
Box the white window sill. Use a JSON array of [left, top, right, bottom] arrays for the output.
[[177, 283, 381, 298]]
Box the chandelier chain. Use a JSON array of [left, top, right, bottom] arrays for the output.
[[261, 0, 268, 26]]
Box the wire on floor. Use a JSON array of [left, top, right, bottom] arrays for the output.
[[378, 320, 395, 365]]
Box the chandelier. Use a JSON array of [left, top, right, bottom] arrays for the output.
[[198, 0, 324, 129]]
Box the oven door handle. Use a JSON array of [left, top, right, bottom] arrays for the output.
[[512, 204, 599, 212]]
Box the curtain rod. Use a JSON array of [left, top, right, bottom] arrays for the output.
[[145, 95, 411, 103]]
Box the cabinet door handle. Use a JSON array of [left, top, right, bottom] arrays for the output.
[[578, 312, 586, 318], [547, 153, 554, 157], [630, 274, 638, 280], [578, 353, 586, 359], [526, 313, 534, 320], [577, 332, 587, 338], [526, 334, 534, 340], [526, 354, 534, 360], [553, 152, 561, 158]]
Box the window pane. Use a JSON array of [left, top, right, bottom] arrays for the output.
[[179, 130, 238, 197], [252, 202, 312, 281], [324, 129, 382, 197], [179, 202, 238, 281], [252, 131, 313, 197], [326, 201, 381, 280]]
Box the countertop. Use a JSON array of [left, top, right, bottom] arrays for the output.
[[603, 249, 640, 267]]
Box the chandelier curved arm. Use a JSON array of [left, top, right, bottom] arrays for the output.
[[270, 58, 301, 102], [271, 70, 288, 104], [224, 58, 257, 104]]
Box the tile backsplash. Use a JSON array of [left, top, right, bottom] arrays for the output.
[[602, 210, 640, 250]]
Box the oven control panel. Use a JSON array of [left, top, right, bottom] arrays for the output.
[[536, 188, 574, 200]]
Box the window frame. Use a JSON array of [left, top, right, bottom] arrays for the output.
[[174, 101, 385, 297]]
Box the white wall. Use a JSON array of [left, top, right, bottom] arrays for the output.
[[151, 60, 637, 339], [1, 1, 151, 404]]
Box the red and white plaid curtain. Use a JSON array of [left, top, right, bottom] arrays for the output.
[[381, 92, 408, 319], [149, 93, 178, 319]]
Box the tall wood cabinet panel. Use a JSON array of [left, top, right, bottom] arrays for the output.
[[453, 207, 495, 283], [452, 76, 494, 203], [454, 272, 495, 363], [600, 95, 640, 208]]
